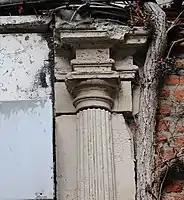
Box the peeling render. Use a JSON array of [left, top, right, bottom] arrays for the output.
[[0, 33, 52, 100], [0, 16, 54, 200]]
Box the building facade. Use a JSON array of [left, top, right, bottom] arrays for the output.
[[0, 1, 184, 200]]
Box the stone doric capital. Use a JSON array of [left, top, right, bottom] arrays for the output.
[[66, 78, 119, 111]]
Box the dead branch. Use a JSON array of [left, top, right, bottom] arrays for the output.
[[167, 38, 184, 58], [167, 9, 184, 34]]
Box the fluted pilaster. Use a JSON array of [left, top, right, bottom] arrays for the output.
[[55, 22, 144, 200], [77, 108, 116, 200]]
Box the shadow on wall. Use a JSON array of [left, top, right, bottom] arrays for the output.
[[162, 168, 184, 200]]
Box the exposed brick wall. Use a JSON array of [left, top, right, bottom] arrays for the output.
[[127, 58, 184, 199], [157, 66, 184, 199]]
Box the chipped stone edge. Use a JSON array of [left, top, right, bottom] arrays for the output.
[[0, 16, 51, 33]]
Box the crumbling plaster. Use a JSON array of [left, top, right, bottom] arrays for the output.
[[0, 16, 54, 199]]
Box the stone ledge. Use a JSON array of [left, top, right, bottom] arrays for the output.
[[55, 61, 139, 80], [58, 26, 147, 48], [0, 16, 51, 33], [56, 19, 148, 49], [65, 70, 137, 83]]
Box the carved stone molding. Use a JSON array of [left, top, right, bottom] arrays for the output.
[[71, 48, 115, 72], [66, 78, 119, 111], [55, 20, 148, 50]]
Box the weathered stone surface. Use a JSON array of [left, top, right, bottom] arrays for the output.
[[0, 16, 51, 33], [76, 48, 109, 61], [76, 109, 116, 200], [112, 113, 135, 200], [132, 85, 140, 115], [55, 82, 75, 114], [66, 78, 118, 111], [115, 56, 138, 71], [54, 23, 143, 200], [55, 113, 136, 200], [113, 81, 132, 112], [56, 115, 77, 200], [55, 48, 72, 80], [56, 21, 147, 49], [0, 34, 52, 100], [55, 81, 133, 113]]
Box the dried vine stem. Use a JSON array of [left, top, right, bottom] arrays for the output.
[[167, 9, 184, 34], [155, 151, 184, 200], [136, 2, 167, 200], [167, 38, 184, 58]]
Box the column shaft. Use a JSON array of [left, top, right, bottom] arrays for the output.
[[77, 108, 116, 200]]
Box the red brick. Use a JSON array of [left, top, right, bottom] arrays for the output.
[[164, 180, 184, 193], [167, 75, 180, 85], [155, 156, 162, 168], [163, 148, 175, 160], [174, 90, 184, 101], [157, 134, 168, 143], [158, 104, 171, 115], [157, 120, 170, 131], [173, 195, 184, 200], [157, 142, 164, 150], [176, 125, 184, 133], [175, 137, 184, 147], [180, 76, 184, 84], [160, 89, 170, 98], [161, 195, 174, 200], [166, 75, 184, 85]]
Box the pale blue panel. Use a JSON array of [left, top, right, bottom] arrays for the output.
[[0, 100, 54, 200]]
